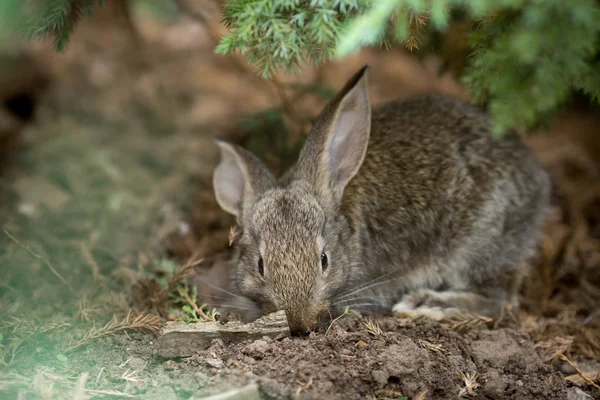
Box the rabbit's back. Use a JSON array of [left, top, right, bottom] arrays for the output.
[[342, 93, 550, 294]]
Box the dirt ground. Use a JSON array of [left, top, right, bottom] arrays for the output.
[[1, 3, 600, 400]]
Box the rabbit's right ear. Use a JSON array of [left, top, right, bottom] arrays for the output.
[[212, 140, 275, 219], [296, 66, 371, 206]]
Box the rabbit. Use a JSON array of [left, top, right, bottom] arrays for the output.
[[211, 65, 551, 336]]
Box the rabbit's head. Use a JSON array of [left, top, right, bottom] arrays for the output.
[[212, 66, 371, 335]]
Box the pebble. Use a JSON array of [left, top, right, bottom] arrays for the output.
[[371, 370, 389, 388], [205, 358, 225, 369], [243, 339, 270, 359]]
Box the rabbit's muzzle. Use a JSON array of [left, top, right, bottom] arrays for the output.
[[285, 302, 329, 337]]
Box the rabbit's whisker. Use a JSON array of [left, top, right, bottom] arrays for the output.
[[218, 304, 260, 311], [334, 278, 392, 301], [192, 277, 244, 299], [331, 295, 392, 307], [334, 267, 404, 300]]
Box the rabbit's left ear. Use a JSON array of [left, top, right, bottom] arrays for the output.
[[213, 140, 275, 220], [296, 66, 371, 206]]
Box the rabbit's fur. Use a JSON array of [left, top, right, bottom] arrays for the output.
[[212, 66, 551, 335]]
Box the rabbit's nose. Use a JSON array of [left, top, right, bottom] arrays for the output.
[[289, 325, 310, 337], [285, 310, 311, 337]]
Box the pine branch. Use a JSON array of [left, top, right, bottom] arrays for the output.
[[26, 0, 104, 51], [15, 0, 600, 136]]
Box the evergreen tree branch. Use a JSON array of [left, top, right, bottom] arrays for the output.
[[25, 0, 104, 51], [12, 0, 600, 136]]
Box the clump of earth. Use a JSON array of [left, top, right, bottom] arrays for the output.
[[156, 312, 571, 400]]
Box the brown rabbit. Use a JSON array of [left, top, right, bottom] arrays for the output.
[[212, 66, 551, 335]]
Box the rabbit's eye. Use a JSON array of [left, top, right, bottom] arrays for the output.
[[257, 257, 264, 276], [321, 252, 328, 271]]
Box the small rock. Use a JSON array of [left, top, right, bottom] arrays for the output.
[[320, 380, 334, 391], [567, 387, 593, 400], [205, 358, 225, 369], [158, 311, 289, 358], [516, 380, 523, 387], [191, 382, 261, 400], [242, 356, 257, 365], [243, 339, 270, 359], [371, 370, 389, 388], [164, 360, 179, 370]]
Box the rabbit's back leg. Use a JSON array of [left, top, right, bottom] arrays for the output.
[[391, 268, 524, 320], [391, 289, 505, 320]]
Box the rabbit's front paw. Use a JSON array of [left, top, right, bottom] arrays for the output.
[[392, 289, 460, 321]]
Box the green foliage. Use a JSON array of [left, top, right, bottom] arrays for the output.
[[240, 107, 301, 175], [147, 258, 180, 289], [18, 0, 105, 51], [325, 305, 350, 335], [172, 283, 219, 323], [217, 0, 371, 77], [10, 0, 600, 134], [219, 0, 600, 134], [461, 0, 600, 134], [0, 0, 23, 39]]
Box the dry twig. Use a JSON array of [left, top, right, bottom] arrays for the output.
[[63, 310, 160, 353], [4, 230, 74, 292], [178, 285, 215, 321], [151, 258, 203, 304], [556, 352, 600, 391]]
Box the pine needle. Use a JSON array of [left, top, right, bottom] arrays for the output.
[[556, 352, 600, 391], [441, 313, 493, 333], [404, 12, 429, 51], [63, 310, 160, 353]]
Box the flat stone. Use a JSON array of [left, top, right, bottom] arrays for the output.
[[157, 311, 289, 358], [567, 387, 593, 400], [191, 383, 261, 400]]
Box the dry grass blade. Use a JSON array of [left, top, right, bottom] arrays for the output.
[[63, 310, 160, 353], [441, 313, 492, 333], [457, 371, 479, 398], [228, 225, 241, 246], [418, 339, 447, 354], [556, 352, 600, 391], [85, 389, 134, 398], [363, 319, 384, 337], [413, 389, 428, 400], [73, 372, 89, 400], [77, 294, 102, 324], [567, 370, 600, 386], [0, 368, 135, 398], [120, 367, 142, 383], [4, 230, 74, 292], [535, 336, 573, 363]]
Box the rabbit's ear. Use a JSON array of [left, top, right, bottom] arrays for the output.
[[297, 66, 371, 205], [213, 140, 275, 219]]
